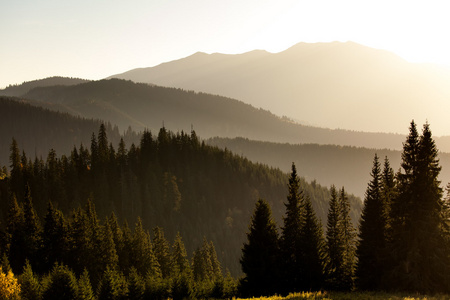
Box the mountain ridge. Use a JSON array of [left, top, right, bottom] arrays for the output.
[[108, 41, 450, 136], [14, 78, 415, 151]]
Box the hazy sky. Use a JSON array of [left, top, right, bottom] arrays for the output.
[[2, 0, 450, 88]]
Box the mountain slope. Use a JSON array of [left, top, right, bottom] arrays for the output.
[[207, 137, 450, 199], [109, 41, 450, 136], [0, 120, 362, 276], [0, 96, 139, 167], [19, 78, 413, 150], [0, 76, 89, 97]]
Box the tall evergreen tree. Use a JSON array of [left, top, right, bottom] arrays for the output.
[[240, 199, 279, 296], [338, 187, 356, 291], [6, 195, 25, 274], [42, 264, 78, 300], [77, 268, 94, 300], [280, 163, 305, 293], [152, 227, 172, 278], [131, 218, 161, 278], [356, 154, 386, 290], [97, 265, 128, 300], [300, 196, 325, 291], [325, 185, 346, 291], [19, 260, 42, 300], [42, 201, 68, 273], [387, 121, 450, 292], [381, 156, 395, 243], [172, 232, 190, 275]]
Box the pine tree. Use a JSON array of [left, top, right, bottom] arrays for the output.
[[77, 269, 94, 300], [207, 241, 222, 281], [127, 267, 145, 300], [356, 154, 386, 290], [300, 196, 325, 291], [325, 185, 343, 290], [240, 199, 279, 296], [381, 156, 395, 243], [42, 264, 78, 300], [23, 187, 43, 257], [42, 201, 68, 273], [68, 207, 91, 277], [280, 163, 305, 293], [97, 265, 128, 300], [387, 121, 450, 292], [19, 261, 42, 300], [338, 187, 356, 291], [172, 232, 190, 275], [152, 227, 172, 278], [131, 218, 161, 277], [6, 195, 26, 274], [9, 138, 23, 200], [192, 238, 214, 282], [100, 220, 119, 271]]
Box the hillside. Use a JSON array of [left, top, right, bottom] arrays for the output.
[[0, 125, 362, 276], [109, 41, 450, 136], [0, 76, 89, 97], [0, 96, 139, 167], [17, 78, 415, 150], [207, 137, 450, 199]]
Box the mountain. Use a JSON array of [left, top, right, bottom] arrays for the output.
[[0, 76, 89, 97], [14, 78, 415, 151], [207, 137, 450, 199], [0, 96, 139, 167], [109, 41, 450, 136]]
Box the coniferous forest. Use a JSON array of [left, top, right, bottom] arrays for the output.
[[1, 120, 450, 299]]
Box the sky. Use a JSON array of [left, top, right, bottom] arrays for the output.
[[2, 0, 450, 89]]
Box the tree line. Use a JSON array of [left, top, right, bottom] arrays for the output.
[[1, 122, 350, 276], [240, 121, 450, 296], [0, 191, 236, 299]]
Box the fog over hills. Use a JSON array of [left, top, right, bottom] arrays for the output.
[[110, 41, 450, 136]]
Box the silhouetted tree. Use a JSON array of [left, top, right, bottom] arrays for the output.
[[280, 163, 305, 293], [240, 199, 279, 296], [356, 154, 386, 290]]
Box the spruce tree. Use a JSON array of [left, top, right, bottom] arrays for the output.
[[240, 199, 279, 296], [127, 267, 145, 300], [42, 201, 68, 273], [22, 185, 42, 273], [356, 154, 386, 290], [131, 218, 161, 277], [77, 269, 94, 300], [42, 264, 78, 300], [97, 265, 128, 300], [19, 260, 42, 300], [172, 232, 190, 275], [381, 156, 395, 243], [317, 185, 359, 292], [207, 241, 222, 281], [6, 195, 25, 274], [152, 227, 172, 278], [280, 163, 305, 293], [338, 187, 356, 291], [387, 121, 450, 292], [300, 196, 325, 291]]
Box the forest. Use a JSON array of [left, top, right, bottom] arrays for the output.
[[1, 120, 448, 299]]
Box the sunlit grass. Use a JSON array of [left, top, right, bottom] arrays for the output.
[[233, 291, 450, 300]]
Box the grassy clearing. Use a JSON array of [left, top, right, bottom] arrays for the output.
[[233, 291, 450, 300]]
